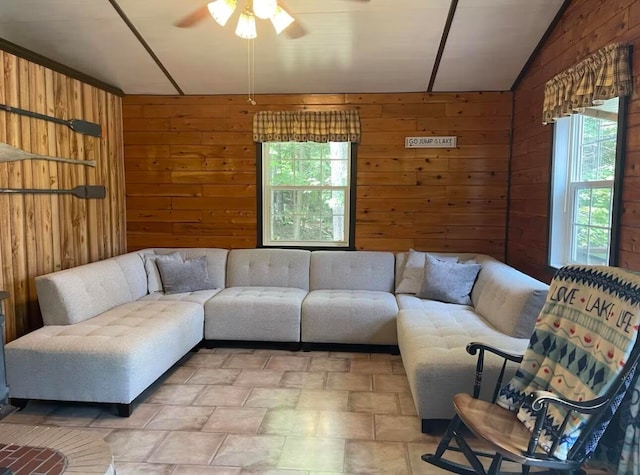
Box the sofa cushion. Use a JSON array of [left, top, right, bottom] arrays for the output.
[[309, 251, 395, 292], [204, 286, 307, 342], [302, 290, 399, 344], [139, 288, 221, 305], [35, 253, 147, 326], [471, 260, 549, 338], [397, 305, 529, 420], [226, 249, 310, 290], [6, 300, 204, 403], [156, 256, 217, 294], [143, 252, 181, 293], [416, 254, 481, 305]]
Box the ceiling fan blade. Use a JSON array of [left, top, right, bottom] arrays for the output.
[[277, 0, 307, 39], [174, 5, 210, 28]]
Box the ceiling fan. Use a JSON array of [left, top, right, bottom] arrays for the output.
[[175, 0, 370, 40]]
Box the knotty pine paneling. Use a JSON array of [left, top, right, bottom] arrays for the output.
[[0, 51, 126, 341], [508, 0, 640, 282], [123, 92, 512, 257]]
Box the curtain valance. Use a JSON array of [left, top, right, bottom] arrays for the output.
[[542, 42, 632, 125], [253, 110, 361, 143]]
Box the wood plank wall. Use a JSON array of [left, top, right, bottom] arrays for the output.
[[509, 0, 640, 282], [123, 92, 512, 257], [0, 51, 126, 342]]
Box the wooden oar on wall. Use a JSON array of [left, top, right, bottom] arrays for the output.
[[0, 141, 96, 167], [0, 103, 102, 138], [0, 185, 106, 199]]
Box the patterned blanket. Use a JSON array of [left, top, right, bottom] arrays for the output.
[[496, 265, 640, 461]]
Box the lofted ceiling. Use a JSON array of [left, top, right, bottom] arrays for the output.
[[0, 0, 566, 96]]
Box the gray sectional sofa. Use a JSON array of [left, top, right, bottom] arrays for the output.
[[5, 247, 548, 429]]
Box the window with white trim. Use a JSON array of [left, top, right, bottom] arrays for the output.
[[549, 97, 622, 267], [260, 141, 355, 248]]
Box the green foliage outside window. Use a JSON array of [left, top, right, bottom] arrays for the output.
[[265, 142, 349, 243]]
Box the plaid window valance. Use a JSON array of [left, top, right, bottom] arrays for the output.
[[542, 43, 632, 125], [253, 110, 361, 143]]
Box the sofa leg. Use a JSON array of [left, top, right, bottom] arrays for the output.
[[115, 403, 132, 417], [10, 398, 29, 411]]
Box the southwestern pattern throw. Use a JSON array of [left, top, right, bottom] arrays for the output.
[[496, 265, 640, 461]]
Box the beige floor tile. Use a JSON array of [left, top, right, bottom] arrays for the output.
[[104, 429, 168, 462], [146, 383, 206, 404], [195, 385, 252, 407], [317, 411, 374, 440], [214, 347, 256, 354], [187, 368, 242, 385], [348, 392, 399, 414], [41, 404, 103, 427], [245, 388, 301, 409], [309, 357, 350, 372], [265, 356, 311, 371], [113, 461, 174, 474], [173, 466, 242, 475], [407, 442, 447, 475], [252, 349, 302, 357], [326, 372, 373, 391], [145, 404, 214, 430], [223, 354, 270, 369], [234, 369, 285, 387], [241, 470, 308, 475], [350, 359, 393, 374], [148, 430, 225, 465], [212, 434, 285, 469], [279, 371, 326, 389], [278, 437, 345, 472], [1, 401, 56, 425], [204, 407, 267, 434], [258, 408, 318, 436], [329, 352, 370, 359], [392, 360, 407, 375], [344, 440, 410, 474], [374, 414, 429, 442], [373, 374, 411, 393], [182, 353, 230, 368], [91, 403, 163, 429], [163, 366, 198, 384], [296, 389, 349, 412], [398, 393, 418, 416]]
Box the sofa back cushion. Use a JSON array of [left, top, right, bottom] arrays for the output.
[[227, 249, 311, 290], [35, 252, 146, 325], [310, 251, 395, 292], [471, 259, 549, 338], [139, 248, 228, 293]]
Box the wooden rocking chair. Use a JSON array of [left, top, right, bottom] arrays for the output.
[[423, 265, 640, 475]]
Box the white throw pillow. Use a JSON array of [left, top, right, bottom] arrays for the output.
[[396, 249, 458, 294], [144, 252, 182, 293]]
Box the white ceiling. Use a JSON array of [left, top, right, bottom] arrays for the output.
[[0, 0, 565, 95]]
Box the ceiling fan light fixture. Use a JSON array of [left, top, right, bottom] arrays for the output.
[[253, 0, 278, 20], [207, 0, 237, 26], [270, 5, 294, 35], [235, 9, 257, 39]]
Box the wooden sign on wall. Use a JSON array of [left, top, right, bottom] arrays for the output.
[[405, 136, 457, 148]]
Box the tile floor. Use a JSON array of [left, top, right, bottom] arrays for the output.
[[1, 347, 608, 474]]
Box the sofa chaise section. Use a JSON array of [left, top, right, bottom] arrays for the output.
[[5, 252, 204, 415], [302, 250, 398, 345], [395, 253, 549, 431], [204, 248, 310, 342]]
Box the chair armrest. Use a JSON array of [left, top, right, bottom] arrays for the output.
[[466, 342, 524, 364], [531, 390, 609, 415], [465, 342, 525, 401]]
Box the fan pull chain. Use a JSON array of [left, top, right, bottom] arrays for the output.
[[247, 39, 256, 105]]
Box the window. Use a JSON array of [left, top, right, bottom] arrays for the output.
[[259, 141, 356, 248], [549, 97, 625, 268]]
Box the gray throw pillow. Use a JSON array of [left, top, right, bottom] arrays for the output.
[[156, 255, 217, 294], [144, 252, 182, 293], [416, 253, 482, 305]]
